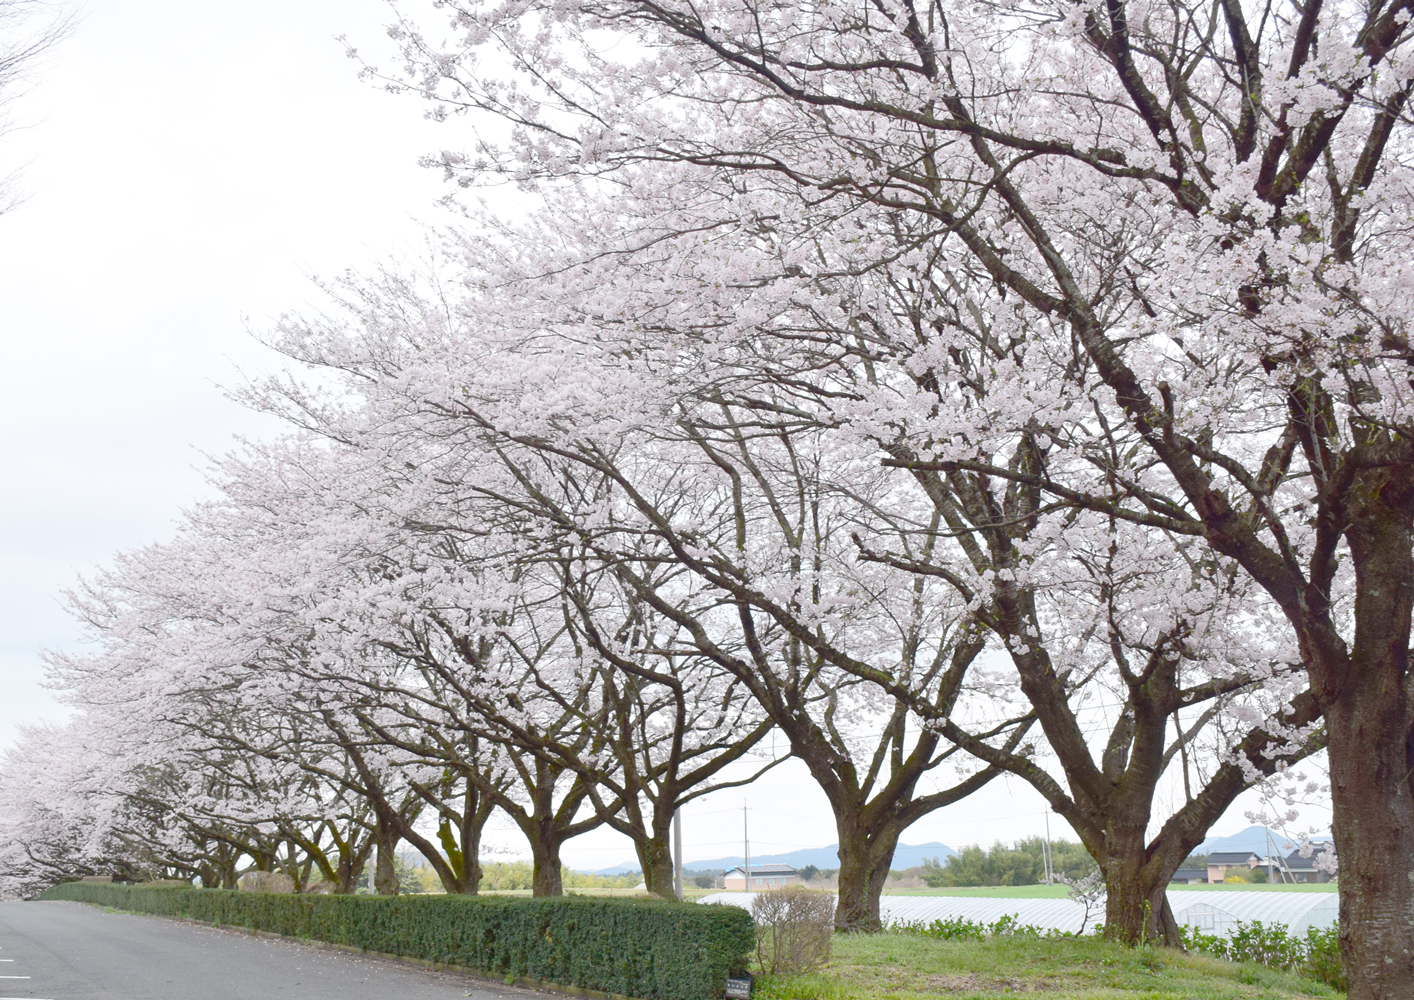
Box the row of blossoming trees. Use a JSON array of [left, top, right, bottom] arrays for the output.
[[0, 320, 1316, 925], [5, 0, 1414, 992]]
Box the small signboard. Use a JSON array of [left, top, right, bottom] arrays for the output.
[[724, 972, 754, 999]]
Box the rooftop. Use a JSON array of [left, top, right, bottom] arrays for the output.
[[724, 863, 797, 875], [1282, 849, 1336, 870]]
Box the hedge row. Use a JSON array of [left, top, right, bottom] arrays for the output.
[[38, 882, 753, 1000]]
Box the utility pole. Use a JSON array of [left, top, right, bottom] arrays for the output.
[[674, 808, 684, 900], [743, 801, 751, 892], [1265, 828, 1296, 883], [1044, 812, 1053, 882]]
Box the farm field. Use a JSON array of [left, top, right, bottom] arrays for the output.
[[755, 931, 1340, 1000]]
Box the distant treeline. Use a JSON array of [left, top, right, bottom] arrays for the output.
[[904, 837, 1098, 887], [397, 860, 644, 893]]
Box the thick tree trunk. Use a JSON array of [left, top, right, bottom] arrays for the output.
[[529, 834, 564, 897], [1083, 821, 1182, 946], [1320, 479, 1414, 1000], [834, 819, 901, 932], [373, 823, 400, 895], [284, 839, 305, 892], [336, 839, 373, 894], [1327, 695, 1414, 1000], [434, 790, 493, 894], [461, 791, 494, 894], [1100, 860, 1179, 945], [636, 819, 676, 899], [335, 854, 354, 894]]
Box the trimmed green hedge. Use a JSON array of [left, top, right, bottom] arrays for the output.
[[38, 882, 753, 1000]]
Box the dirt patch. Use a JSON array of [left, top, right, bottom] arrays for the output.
[[917, 972, 1056, 992]]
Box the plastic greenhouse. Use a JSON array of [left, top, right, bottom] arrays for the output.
[[698, 889, 1339, 938]]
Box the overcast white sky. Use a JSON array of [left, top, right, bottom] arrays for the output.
[[0, 0, 1326, 872]]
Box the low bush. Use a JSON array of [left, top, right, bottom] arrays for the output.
[[1180, 920, 1346, 992], [38, 881, 753, 1000], [894, 912, 1088, 941], [752, 886, 833, 975], [238, 871, 294, 893]]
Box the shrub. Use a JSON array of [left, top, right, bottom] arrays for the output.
[[239, 871, 294, 893], [1302, 925, 1347, 993], [893, 913, 1084, 941], [752, 886, 834, 975], [899, 915, 987, 941], [927, 839, 1097, 887], [1179, 919, 1346, 992], [1224, 872, 1249, 884], [39, 881, 753, 1000]]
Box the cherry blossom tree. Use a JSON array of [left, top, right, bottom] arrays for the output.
[[42, 447, 439, 895], [483, 187, 1332, 941], [258, 190, 1325, 941], [256, 293, 1027, 930], [0, 722, 134, 897], [356, 0, 1414, 989]]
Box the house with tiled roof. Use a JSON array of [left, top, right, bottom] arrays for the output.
[[1170, 868, 1208, 884], [1273, 848, 1337, 884], [1206, 851, 1261, 883], [723, 863, 799, 890]]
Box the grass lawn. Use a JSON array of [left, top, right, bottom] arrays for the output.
[[757, 932, 1340, 999], [884, 884, 1338, 897]]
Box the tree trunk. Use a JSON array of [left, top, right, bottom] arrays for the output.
[[428, 784, 495, 894], [1320, 475, 1414, 1000], [373, 823, 400, 895], [460, 790, 494, 894], [335, 853, 354, 894], [1100, 859, 1180, 945], [1078, 819, 1181, 946], [636, 818, 676, 899], [284, 839, 305, 892], [336, 838, 373, 894], [834, 819, 901, 932], [503, 760, 604, 897], [1326, 694, 1414, 999], [529, 833, 564, 897]]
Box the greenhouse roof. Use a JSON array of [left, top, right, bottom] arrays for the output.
[[697, 889, 1339, 938]]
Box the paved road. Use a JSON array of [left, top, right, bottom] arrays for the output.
[[0, 900, 540, 999]]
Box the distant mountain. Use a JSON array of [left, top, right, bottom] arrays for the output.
[[590, 862, 646, 876], [589, 829, 1336, 875], [1195, 825, 1332, 857], [670, 841, 956, 874]]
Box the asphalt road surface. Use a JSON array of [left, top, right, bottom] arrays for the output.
[[0, 900, 543, 1000]]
